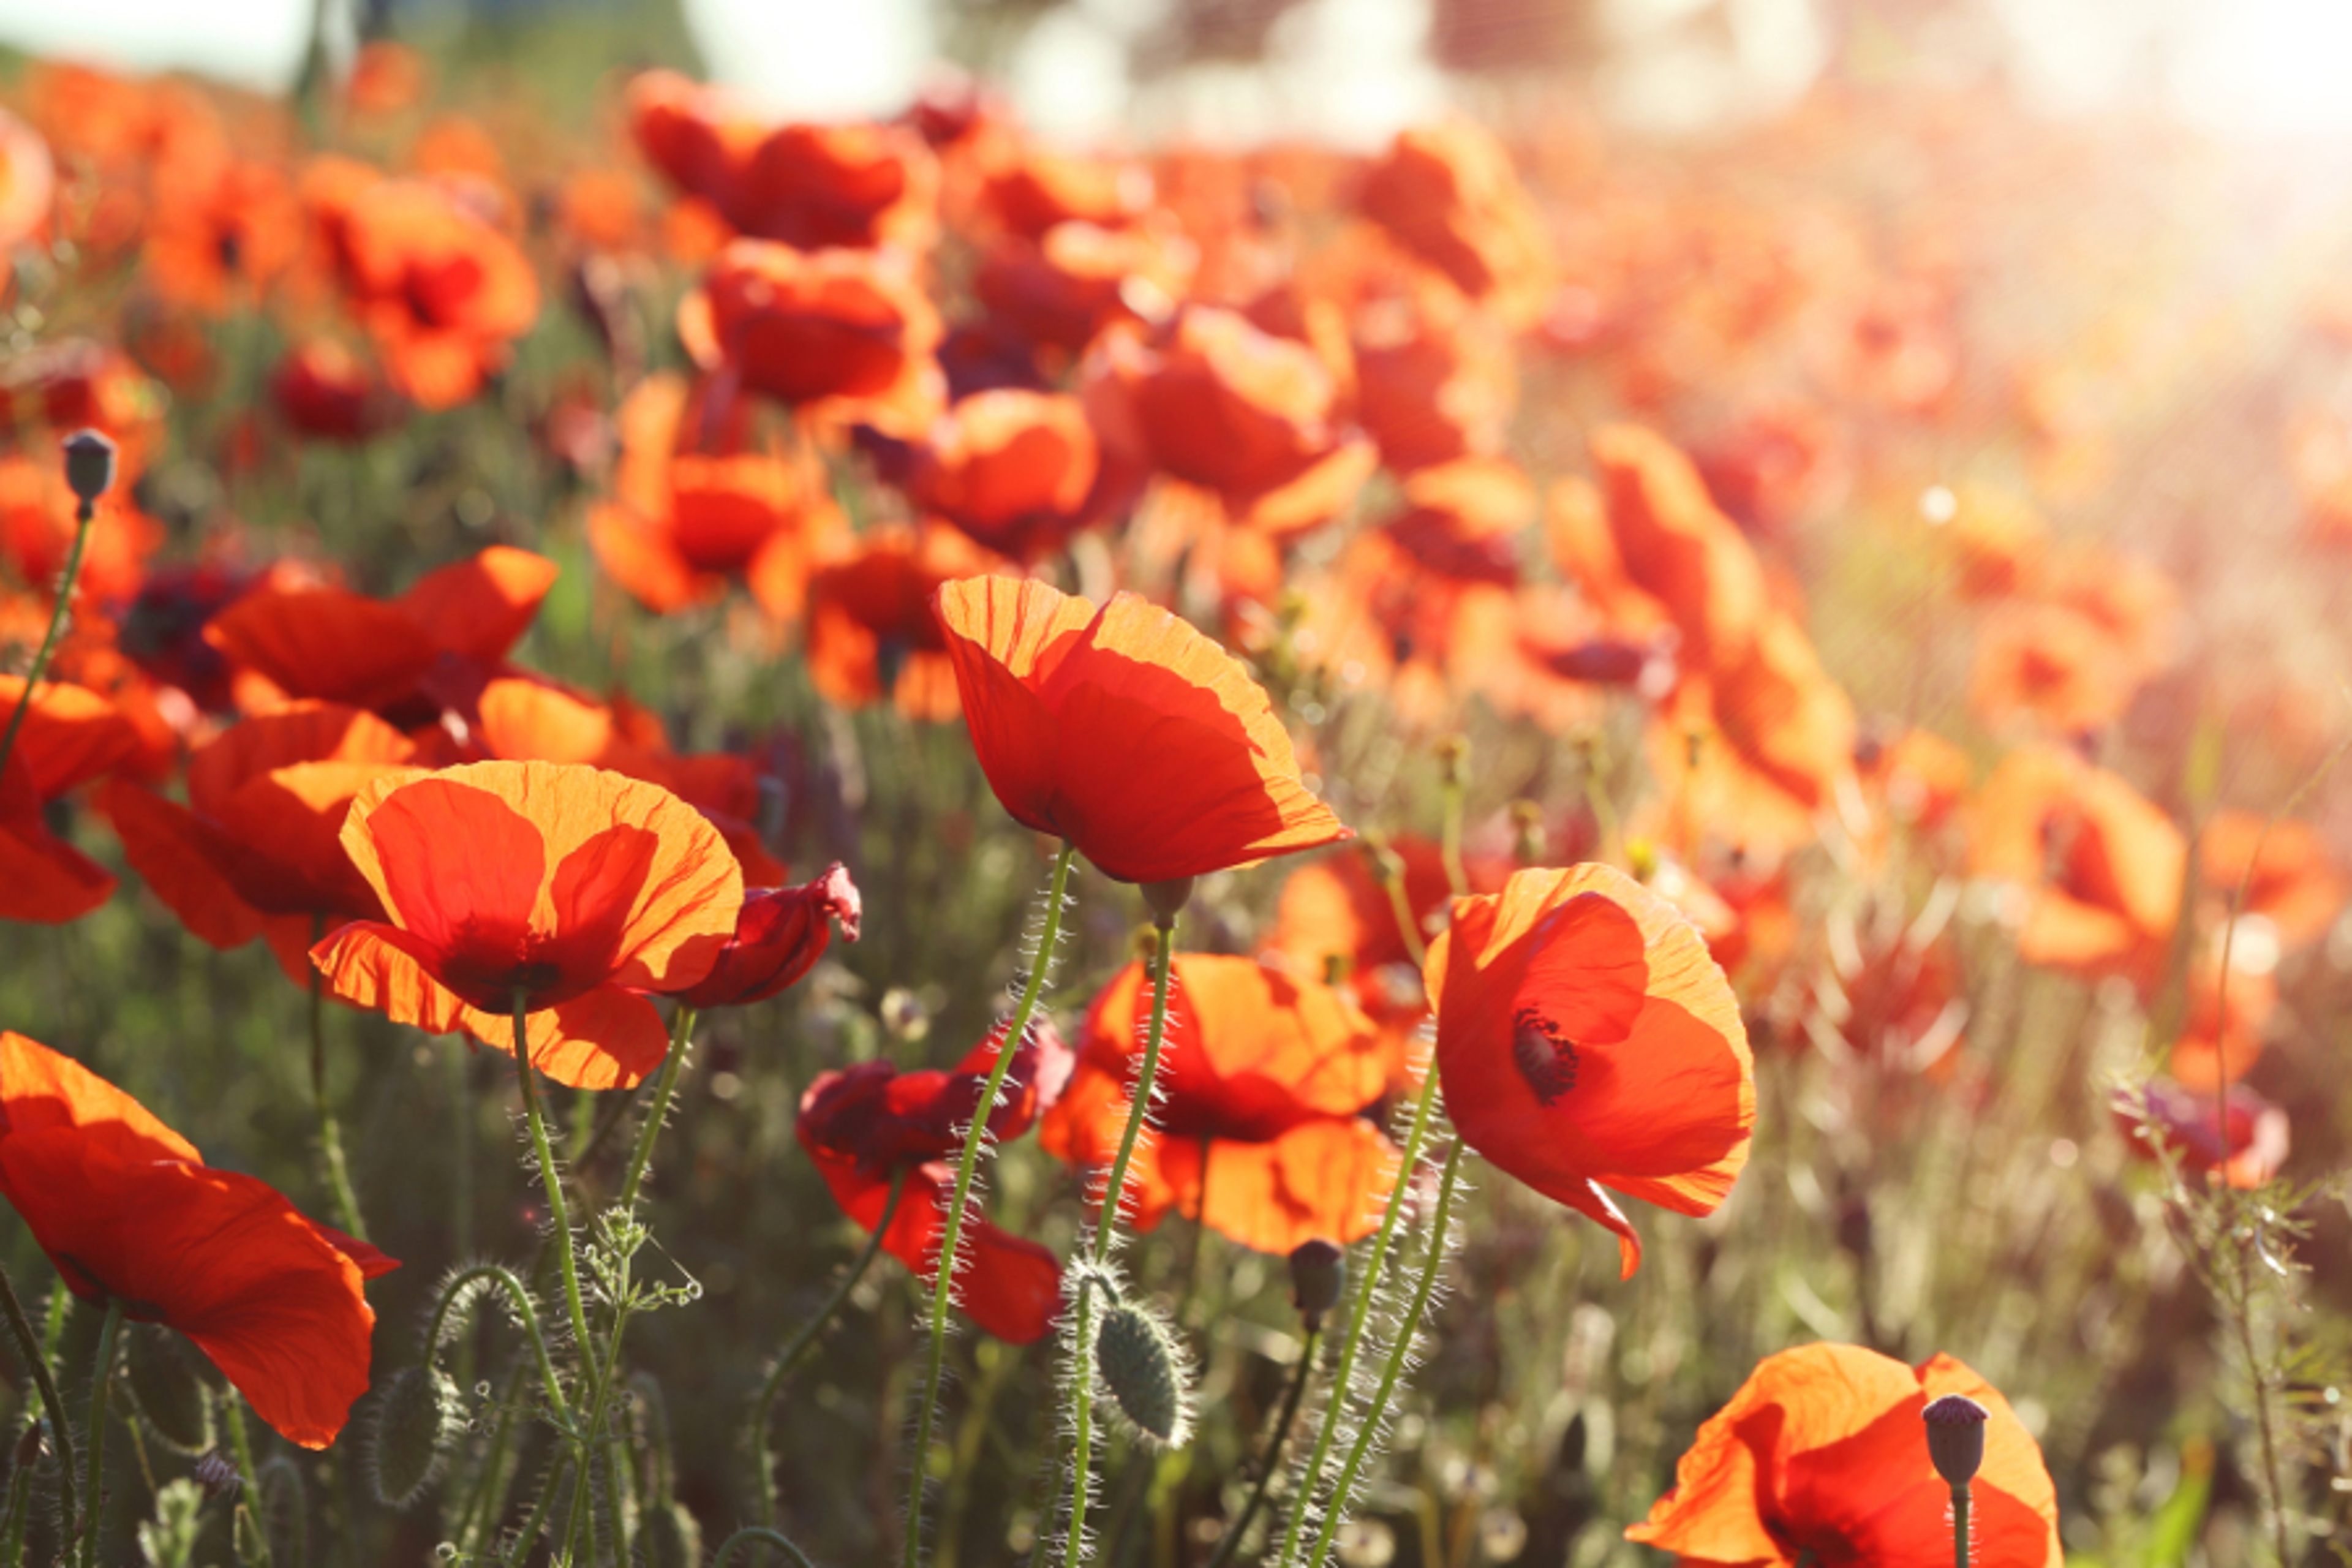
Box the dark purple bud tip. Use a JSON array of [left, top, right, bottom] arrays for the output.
[[1923, 1393, 1988, 1486], [1289, 1238, 1346, 1330], [61, 429, 117, 506]]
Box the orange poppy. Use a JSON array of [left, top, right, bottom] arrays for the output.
[[933, 575, 1350, 884], [1969, 601, 2141, 735], [311, 760, 745, 1089], [1570, 426, 1768, 675], [203, 546, 558, 718], [1082, 306, 1374, 532], [143, 159, 301, 315], [587, 374, 846, 620], [1966, 747, 2183, 983], [677, 240, 944, 438], [805, 526, 1003, 722], [978, 148, 1153, 239], [1425, 864, 1752, 1276], [1626, 1343, 2062, 1567], [3, 341, 167, 485], [2197, 809, 2345, 948], [910, 389, 1106, 561], [0, 1031, 395, 1449], [1356, 121, 1553, 326], [0, 676, 138, 922], [797, 1020, 1069, 1342], [0, 107, 53, 254], [100, 702, 419, 967], [0, 452, 162, 609], [1044, 954, 1395, 1256]]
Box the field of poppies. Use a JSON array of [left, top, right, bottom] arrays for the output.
[[1, 12, 2350, 1568]]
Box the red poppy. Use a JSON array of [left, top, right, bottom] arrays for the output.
[[0, 1031, 394, 1449], [1969, 601, 2141, 736], [273, 340, 399, 443], [2197, 810, 2344, 948], [805, 527, 1005, 722], [910, 389, 1107, 561], [677, 241, 944, 438], [1351, 293, 1515, 475], [0, 676, 138, 923], [0, 107, 54, 254], [100, 702, 419, 968], [1044, 954, 1394, 1255], [797, 1020, 1070, 1342], [972, 219, 1197, 354], [1425, 863, 1753, 1276], [203, 546, 558, 718], [1626, 1343, 2062, 1567], [2120, 1079, 2288, 1189], [1966, 747, 2182, 984], [0, 453, 163, 609], [1355, 121, 1553, 325], [933, 575, 1350, 884], [311, 760, 745, 1089], [143, 159, 301, 316], [667, 865, 861, 1008]]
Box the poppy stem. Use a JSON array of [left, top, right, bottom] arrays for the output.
[[711, 1524, 821, 1568], [754, 1167, 907, 1527], [221, 1395, 272, 1568], [903, 841, 1077, 1568], [424, 1265, 575, 1439], [1438, 736, 1471, 899], [1951, 1481, 1970, 1568], [1275, 1065, 1446, 1568], [0, 1264, 75, 1551], [510, 992, 596, 1401], [617, 1005, 697, 1217], [74, 1298, 122, 1568], [1204, 1323, 1322, 1568], [2, 1435, 35, 1568], [308, 912, 367, 1242], [1064, 909, 1179, 1568], [0, 492, 95, 791], [1305, 1140, 1465, 1568]]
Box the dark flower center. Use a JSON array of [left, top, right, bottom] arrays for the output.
[[1512, 1007, 1578, 1105]]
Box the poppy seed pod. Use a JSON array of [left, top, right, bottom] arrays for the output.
[[1923, 1392, 1989, 1486], [1289, 1238, 1346, 1329], [62, 428, 117, 507]]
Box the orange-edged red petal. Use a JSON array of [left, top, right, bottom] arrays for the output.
[[97, 780, 270, 948], [0, 790, 117, 923], [0, 676, 140, 800], [396, 546, 559, 663], [0, 1030, 198, 1163], [1159, 1118, 1392, 1256], [202, 587, 439, 712]]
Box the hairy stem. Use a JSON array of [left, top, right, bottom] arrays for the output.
[[617, 1006, 696, 1216], [1205, 1325, 1322, 1568], [425, 1265, 574, 1438], [903, 842, 1077, 1568], [511, 991, 594, 1378], [75, 1300, 122, 1568], [0, 1265, 74, 1546], [222, 1396, 272, 1568], [714, 1525, 820, 1568], [0, 496, 94, 787]]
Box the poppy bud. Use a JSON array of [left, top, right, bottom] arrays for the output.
[[666, 864, 861, 1008], [126, 1324, 215, 1455], [1289, 1239, 1346, 1330], [61, 429, 117, 507], [1095, 1298, 1192, 1448], [1922, 1393, 1988, 1486], [1140, 876, 1194, 925], [369, 1366, 464, 1509]]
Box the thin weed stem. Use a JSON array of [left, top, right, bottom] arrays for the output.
[[307, 911, 366, 1241], [1204, 1324, 1322, 1568], [0, 493, 95, 787], [74, 1300, 121, 1568]]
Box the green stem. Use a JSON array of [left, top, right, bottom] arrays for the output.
[[902, 842, 1077, 1568], [4, 1430, 35, 1568], [1951, 1481, 1970, 1568], [0, 497, 94, 788], [713, 1525, 820, 1568], [511, 990, 595, 1381], [0, 1266, 74, 1546], [1303, 1141, 1466, 1568], [501, 1447, 571, 1568], [222, 1396, 272, 1568], [1205, 1326, 1322, 1568], [75, 1300, 122, 1568], [617, 1005, 696, 1216], [308, 913, 366, 1241], [424, 1266, 574, 1437], [1065, 913, 1178, 1568], [1274, 1068, 1446, 1568], [756, 1169, 907, 1525]]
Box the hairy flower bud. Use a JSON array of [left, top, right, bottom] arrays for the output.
[[1095, 1298, 1192, 1448], [369, 1366, 464, 1509]]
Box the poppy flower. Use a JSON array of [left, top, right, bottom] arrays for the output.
[[933, 575, 1351, 884], [1969, 601, 2140, 736], [2197, 809, 2345, 948], [100, 702, 420, 969], [797, 1020, 1071, 1342], [1966, 747, 2182, 984], [1082, 306, 1374, 533], [910, 389, 1108, 561], [677, 240, 944, 438], [311, 760, 744, 1089], [143, 159, 301, 315], [806, 527, 1008, 721], [0, 676, 138, 923], [1044, 954, 1395, 1256], [667, 864, 861, 1008], [0, 453, 163, 609], [203, 546, 558, 719], [978, 149, 1153, 239], [728, 120, 938, 253], [0, 1031, 395, 1449], [273, 340, 399, 443], [0, 107, 53, 253], [1569, 426, 1769, 676], [972, 219, 1197, 355], [1350, 293, 1515, 474], [1355, 121, 1553, 325], [587, 374, 847, 620], [1425, 863, 1753, 1276], [1626, 1343, 2062, 1567], [2119, 1079, 2288, 1189]]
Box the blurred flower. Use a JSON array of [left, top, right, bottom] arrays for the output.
[[2196, 809, 2345, 948], [804, 526, 1000, 721], [797, 1019, 1070, 1341], [0, 676, 138, 922], [932, 575, 1350, 883], [311, 760, 744, 1088], [273, 340, 399, 443], [2120, 1079, 2288, 1189], [910, 389, 1106, 562], [0, 107, 55, 252], [1626, 1343, 2061, 1566], [1425, 863, 1752, 1276], [1357, 120, 1553, 326], [0, 1031, 396, 1449], [1044, 954, 1395, 1254]]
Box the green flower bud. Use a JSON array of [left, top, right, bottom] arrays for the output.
[[1095, 1300, 1191, 1448], [370, 1366, 464, 1509]]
